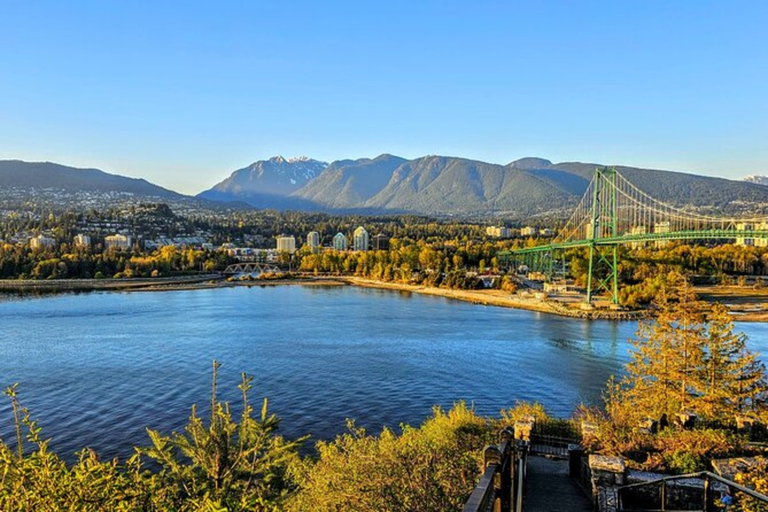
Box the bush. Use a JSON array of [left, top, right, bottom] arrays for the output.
[[288, 402, 492, 511], [0, 363, 305, 511]]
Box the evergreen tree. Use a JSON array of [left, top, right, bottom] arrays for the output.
[[611, 274, 767, 424]]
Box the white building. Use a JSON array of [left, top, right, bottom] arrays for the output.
[[276, 235, 297, 254], [307, 231, 321, 252], [756, 222, 768, 248], [654, 221, 670, 248], [105, 234, 132, 250], [74, 234, 91, 248], [333, 232, 348, 251], [736, 222, 754, 247], [353, 226, 369, 251], [30, 234, 55, 250], [486, 226, 512, 238], [521, 226, 538, 236], [630, 226, 647, 249]]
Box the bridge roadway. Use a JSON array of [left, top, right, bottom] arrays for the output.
[[506, 228, 768, 255], [524, 456, 593, 512]]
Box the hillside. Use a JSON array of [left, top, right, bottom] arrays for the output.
[[290, 154, 407, 209], [0, 160, 183, 198], [522, 161, 768, 209]]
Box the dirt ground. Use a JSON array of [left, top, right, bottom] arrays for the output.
[[696, 285, 768, 321]]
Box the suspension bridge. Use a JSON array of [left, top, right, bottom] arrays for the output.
[[500, 167, 768, 304]]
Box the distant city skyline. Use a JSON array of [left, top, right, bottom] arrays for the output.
[[1, 1, 766, 195]]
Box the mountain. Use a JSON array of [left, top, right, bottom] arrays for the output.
[[290, 155, 768, 217], [0, 160, 183, 198], [197, 156, 328, 209], [291, 154, 408, 209], [744, 175, 768, 186], [542, 162, 768, 208], [289, 155, 577, 216]]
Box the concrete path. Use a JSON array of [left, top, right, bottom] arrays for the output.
[[524, 456, 593, 511]]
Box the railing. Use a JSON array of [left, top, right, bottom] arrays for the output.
[[617, 471, 768, 511], [574, 452, 592, 497], [530, 419, 580, 458], [530, 433, 579, 458], [464, 428, 529, 512]]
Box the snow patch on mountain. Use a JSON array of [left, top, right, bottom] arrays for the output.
[[200, 156, 329, 199], [744, 175, 768, 186]]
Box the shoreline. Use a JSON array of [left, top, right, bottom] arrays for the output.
[[0, 274, 225, 293], [2, 275, 764, 322], [329, 277, 648, 321]]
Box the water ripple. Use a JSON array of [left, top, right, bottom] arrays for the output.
[[1, 285, 765, 462]]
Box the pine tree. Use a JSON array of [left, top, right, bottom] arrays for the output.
[[610, 274, 767, 424], [700, 304, 766, 417]]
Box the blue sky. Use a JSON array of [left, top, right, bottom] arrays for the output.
[[1, 1, 766, 194]]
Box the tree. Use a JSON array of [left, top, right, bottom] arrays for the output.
[[143, 362, 305, 510], [699, 304, 766, 418], [609, 274, 767, 424]]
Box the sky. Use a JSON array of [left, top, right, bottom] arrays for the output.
[[1, 1, 766, 195]]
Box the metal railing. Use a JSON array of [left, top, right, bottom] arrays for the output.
[[530, 433, 579, 458], [617, 471, 768, 511], [464, 428, 529, 512]]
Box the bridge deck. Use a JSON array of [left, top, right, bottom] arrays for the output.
[[525, 456, 593, 512]]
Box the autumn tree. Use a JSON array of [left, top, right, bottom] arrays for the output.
[[608, 274, 767, 425]]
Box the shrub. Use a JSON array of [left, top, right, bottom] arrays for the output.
[[288, 402, 492, 512], [0, 363, 305, 511]]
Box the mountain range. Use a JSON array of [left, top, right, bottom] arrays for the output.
[[3, 156, 768, 219], [0, 160, 182, 198], [199, 155, 768, 218]]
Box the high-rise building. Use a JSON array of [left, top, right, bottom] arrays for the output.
[[630, 226, 647, 249], [307, 231, 321, 252], [486, 226, 512, 238], [74, 234, 91, 248], [353, 226, 369, 251], [276, 235, 297, 254], [333, 232, 348, 251], [654, 221, 670, 248], [29, 234, 55, 250], [105, 234, 132, 250], [372, 234, 389, 251], [756, 222, 768, 248], [736, 222, 754, 247]]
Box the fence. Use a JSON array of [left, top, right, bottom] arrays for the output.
[[617, 471, 768, 511], [463, 428, 529, 512]]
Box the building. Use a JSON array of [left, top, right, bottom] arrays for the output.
[[353, 226, 369, 251], [654, 221, 670, 248], [276, 235, 297, 254], [105, 234, 132, 250], [736, 222, 754, 247], [30, 234, 55, 250], [307, 231, 321, 252], [630, 226, 647, 249], [73, 234, 91, 248], [486, 226, 512, 238], [372, 233, 389, 251], [333, 232, 348, 251], [756, 222, 768, 248], [520, 226, 538, 236]]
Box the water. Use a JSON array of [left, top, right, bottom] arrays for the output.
[[1, 285, 766, 461]]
